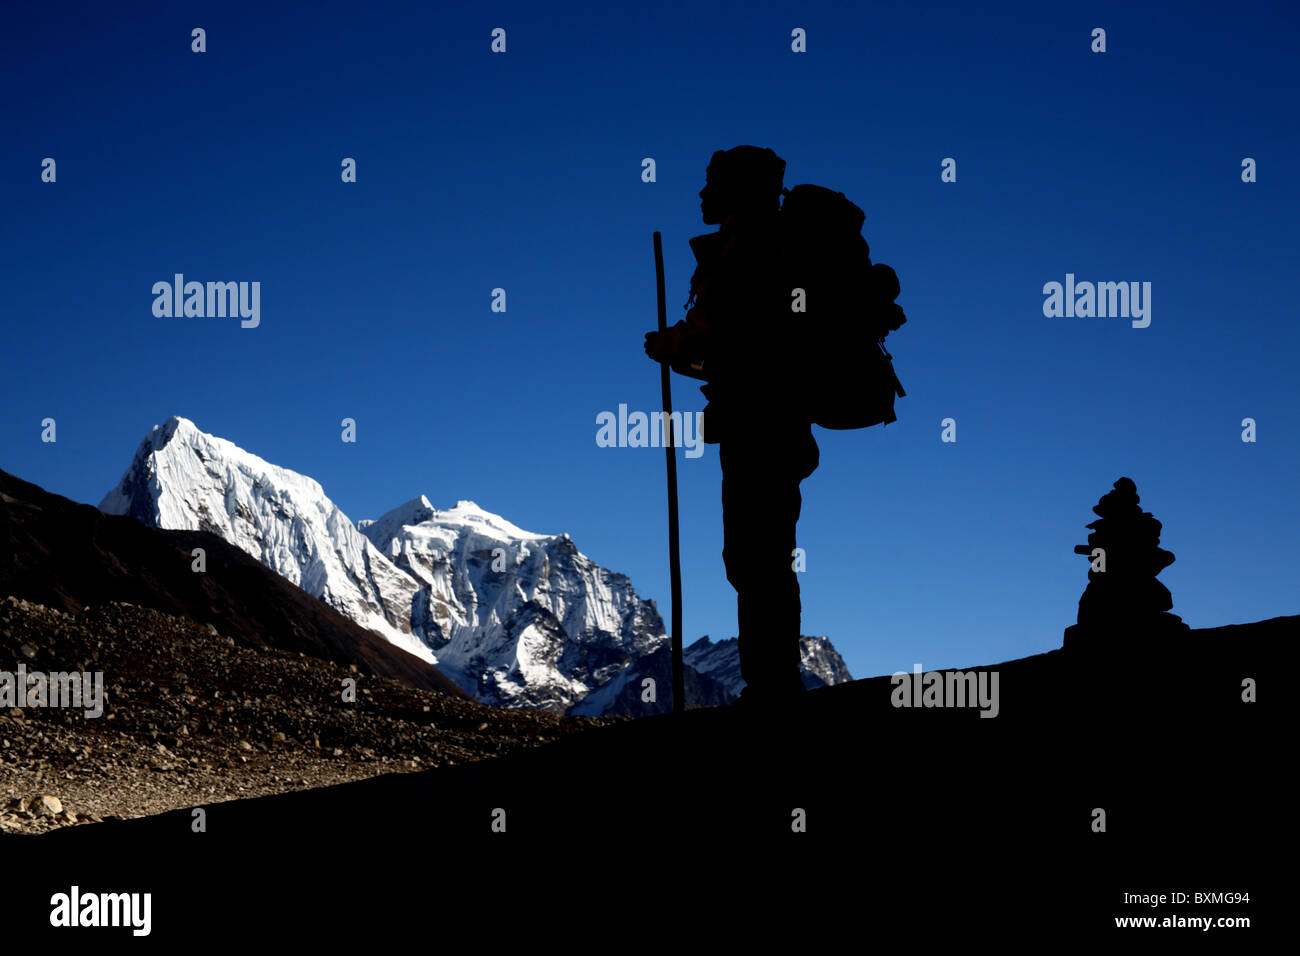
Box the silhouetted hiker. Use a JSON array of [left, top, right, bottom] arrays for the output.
[[645, 146, 817, 705]]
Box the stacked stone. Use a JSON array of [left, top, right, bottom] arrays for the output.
[[1064, 477, 1189, 648]]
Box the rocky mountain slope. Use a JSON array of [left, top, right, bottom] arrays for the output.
[[1, 467, 461, 695], [13, 612, 1287, 942], [0, 595, 607, 834]]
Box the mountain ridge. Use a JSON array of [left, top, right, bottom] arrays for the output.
[[94, 416, 855, 714]]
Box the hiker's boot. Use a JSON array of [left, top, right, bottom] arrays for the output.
[[733, 671, 806, 710]]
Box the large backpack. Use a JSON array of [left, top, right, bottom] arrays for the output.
[[780, 184, 907, 429]]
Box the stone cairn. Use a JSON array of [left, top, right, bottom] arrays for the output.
[[1063, 477, 1189, 650]]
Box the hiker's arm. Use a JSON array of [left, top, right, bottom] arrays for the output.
[[644, 306, 715, 362]]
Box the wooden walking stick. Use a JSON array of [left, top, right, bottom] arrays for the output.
[[653, 231, 685, 714]]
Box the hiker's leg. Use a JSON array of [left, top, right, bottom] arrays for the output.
[[721, 428, 814, 695]]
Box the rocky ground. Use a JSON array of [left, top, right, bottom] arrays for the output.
[[0, 596, 620, 833]]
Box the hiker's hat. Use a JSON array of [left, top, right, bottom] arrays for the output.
[[705, 145, 786, 200]]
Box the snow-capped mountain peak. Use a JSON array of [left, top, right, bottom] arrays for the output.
[[363, 497, 552, 559], [357, 497, 665, 710], [98, 417, 430, 665]]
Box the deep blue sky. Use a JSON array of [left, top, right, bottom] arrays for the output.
[[3, 1, 1296, 682]]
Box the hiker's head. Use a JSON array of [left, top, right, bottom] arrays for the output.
[[699, 146, 786, 224]]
